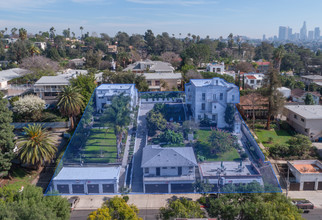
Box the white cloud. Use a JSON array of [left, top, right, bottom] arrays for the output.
[[0, 0, 56, 11]]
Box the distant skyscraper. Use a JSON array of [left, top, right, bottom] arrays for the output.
[[263, 34, 266, 41], [279, 26, 287, 41], [287, 28, 292, 40], [300, 21, 307, 40], [308, 31, 314, 40], [314, 27, 320, 40]]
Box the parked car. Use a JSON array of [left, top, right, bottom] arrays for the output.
[[292, 200, 314, 213], [68, 196, 80, 211]]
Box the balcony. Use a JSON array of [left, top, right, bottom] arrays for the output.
[[143, 173, 196, 182]]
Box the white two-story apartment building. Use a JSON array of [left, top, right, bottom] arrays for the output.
[[185, 78, 240, 129], [141, 145, 197, 193], [95, 84, 138, 112]]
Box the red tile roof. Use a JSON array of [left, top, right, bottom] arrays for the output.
[[255, 61, 270, 66], [246, 75, 256, 79]]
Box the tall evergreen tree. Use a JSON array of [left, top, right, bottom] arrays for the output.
[[0, 92, 15, 177], [304, 93, 315, 105]]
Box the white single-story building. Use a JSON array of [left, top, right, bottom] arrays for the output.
[[52, 166, 120, 194], [288, 160, 322, 191]]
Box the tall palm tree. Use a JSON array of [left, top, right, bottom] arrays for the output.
[[57, 86, 84, 129], [18, 28, 27, 41], [80, 26, 84, 39], [11, 27, 17, 36], [17, 124, 57, 168], [50, 26, 56, 40]]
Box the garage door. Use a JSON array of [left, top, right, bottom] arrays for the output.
[[145, 184, 168, 193], [57, 184, 69, 194], [72, 184, 85, 194], [88, 184, 99, 194], [303, 182, 315, 190], [289, 183, 300, 191], [318, 182, 322, 190], [171, 183, 194, 193], [103, 184, 115, 193]]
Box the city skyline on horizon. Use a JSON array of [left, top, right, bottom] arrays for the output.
[[0, 0, 322, 39]]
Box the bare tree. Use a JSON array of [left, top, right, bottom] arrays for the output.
[[20, 56, 60, 73]]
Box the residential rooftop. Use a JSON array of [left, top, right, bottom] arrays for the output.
[[301, 75, 322, 80], [54, 166, 120, 180], [284, 105, 322, 119], [141, 145, 197, 168], [143, 72, 182, 80], [124, 59, 174, 73], [96, 84, 135, 90], [288, 160, 322, 174], [189, 77, 237, 88], [0, 68, 29, 82], [199, 161, 260, 177], [34, 75, 70, 86]]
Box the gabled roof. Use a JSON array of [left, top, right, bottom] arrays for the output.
[[190, 77, 237, 89], [0, 68, 30, 82], [301, 75, 322, 80], [284, 105, 322, 119], [143, 72, 182, 80], [246, 75, 256, 80], [141, 145, 197, 168], [123, 60, 174, 72], [34, 75, 70, 86]]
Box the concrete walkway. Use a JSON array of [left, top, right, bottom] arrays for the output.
[[68, 193, 202, 210], [131, 103, 154, 193]]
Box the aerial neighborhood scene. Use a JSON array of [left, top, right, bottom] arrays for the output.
[[1, 0, 322, 219]]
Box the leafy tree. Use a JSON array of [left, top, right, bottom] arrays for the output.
[[146, 111, 167, 136], [12, 95, 45, 121], [47, 47, 61, 61], [0, 184, 70, 220], [181, 64, 197, 74], [194, 179, 214, 194], [203, 193, 302, 220], [57, 86, 85, 129], [71, 73, 97, 105], [208, 129, 237, 154], [8, 40, 29, 63], [0, 92, 15, 177], [101, 94, 131, 158], [184, 44, 210, 67], [183, 69, 202, 83], [16, 124, 57, 168], [159, 129, 183, 145], [304, 93, 315, 105], [159, 197, 205, 220], [98, 196, 142, 220], [273, 45, 285, 73], [201, 72, 235, 84], [224, 104, 235, 129], [254, 42, 274, 60], [88, 207, 112, 220], [199, 115, 211, 127], [235, 62, 254, 73], [287, 134, 312, 156], [85, 49, 102, 68]]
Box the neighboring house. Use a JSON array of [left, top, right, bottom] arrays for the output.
[[68, 58, 85, 68], [124, 59, 174, 73], [237, 93, 268, 119], [34, 75, 70, 104], [283, 105, 322, 140], [95, 84, 138, 112], [107, 45, 117, 54], [287, 160, 322, 191], [34, 42, 47, 50], [242, 73, 265, 89], [185, 77, 240, 129], [206, 62, 225, 74], [291, 88, 320, 104], [278, 87, 291, 99], [300, 75, 322, 86], [143, 73, 182, 91], [255, 61, 270, 73], [199, 161, 263, 189], [0, 68, 30, 89], [141, 145, 198, 193], [52, 166, 120, 194]]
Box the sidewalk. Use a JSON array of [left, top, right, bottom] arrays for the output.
[[69, 193, 202, 210]]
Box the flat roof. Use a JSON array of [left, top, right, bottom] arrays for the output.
[[34, 75, 70, 86], [0, 68, 29, 82], [199, 161, 260, 177], [143, 72, 182, 80], [97, 84, 135, 90], [190, 77, 236, 88], [54, 166, 120, 181], [284, 105, 322, 119], [293, 164, 322, 174]]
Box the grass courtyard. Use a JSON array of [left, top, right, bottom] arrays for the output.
[[81, 128, 117, 163], [195, 129, 241, 162], [255, 127, 293, 148]]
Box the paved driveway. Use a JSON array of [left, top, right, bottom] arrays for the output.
[[131, 103, 154, 192]]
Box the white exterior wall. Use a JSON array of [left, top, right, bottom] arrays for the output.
[[206, 63, 225, 74], [186, 78, 239, 128], [0, 80, 7, 89], [53, 179, 118, 194], [207, 177, 263, 186], [144, 166, 191, 176]]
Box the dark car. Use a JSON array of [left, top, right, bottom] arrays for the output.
[[292, 200, 314, 213], [68, 196, 80, 211]]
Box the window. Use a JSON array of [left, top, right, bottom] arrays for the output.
[[294, 114, 297, 119], [147, 81, 151, 86], [250, 80, 255, 84], [257, 80, 261, 84], [305, 129, 308, 133], [220, 93, 223, 100], [213, 94, 217, 100], [232, 95, 235, 101], [144, 168, 149, 174], [216, 68, 221, 72], [201, 103, 205, 110], [155, 81, 160, 86], [44, 92, 51, 96], [212, 114, 216, 121], [214, 105, 216, 109], [202, 93, 205, 101], [301, 118, 305, 122]]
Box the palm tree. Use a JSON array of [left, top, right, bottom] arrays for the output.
[[57, 86, 85, 129], [19, 28, 27, 41], [50, 26, 56, 40], [11, 27, 17, 36], [80, 26, 84, 39], [17, 124, 57, 168]]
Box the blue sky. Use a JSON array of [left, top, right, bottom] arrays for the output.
[[0, 0, 321, 39]]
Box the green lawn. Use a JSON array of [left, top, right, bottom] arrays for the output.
[[82, 128, 117, 163], [196, 129, 241, 162], [255, 128, 293, 148]]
